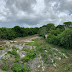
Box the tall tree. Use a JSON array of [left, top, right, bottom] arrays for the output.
[[63, 22, 72, 29]]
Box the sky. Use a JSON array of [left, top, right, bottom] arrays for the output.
[[0, 0, 72, 28]]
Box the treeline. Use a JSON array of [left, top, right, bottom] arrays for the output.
[[0, 26, 39, 40], [38, 22, 72, 49], [0, 22, 72, 49]]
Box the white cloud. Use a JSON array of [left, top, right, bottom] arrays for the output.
[[0, 0, 72, 28]]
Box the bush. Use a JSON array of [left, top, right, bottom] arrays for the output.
[[12, 63, 21, 72], [22, 50, 36, 62], [57, 28, 72, 49], [14, 58, 20, 62], [4, 45, 8, 48], [12, 46, 19, 50], [0, 47, 5, 50], [8, 49, 20, 58], [21, 64, 31, 72], [2, 65, 9, 71], [47, 28, 72, 49], [12, 63, 31, 72], [47, 34, 58, 44]]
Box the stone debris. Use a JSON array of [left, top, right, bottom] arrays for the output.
[[0, 50, 5, 55], [55, 57, 61, 61], [45, 50, 47, 52], [14, 45, 23, 50], [38, 65, 40, 68], [51, 59, 54, 63], [17, 50, 26, 58], [62, 53, 68, 58], [1, 54, 10, 59], [10, 41, 17, 43], [53, 63, 57, 67]]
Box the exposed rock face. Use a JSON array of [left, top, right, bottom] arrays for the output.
[[29, 55, 45, 72], [14, 45, 23, 50], [0, 50, 5, 55], [17, 50, 26, 58], [1, 54, 10, 59]]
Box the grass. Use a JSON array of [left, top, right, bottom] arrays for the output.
[[8, 49, 20, 58], [2, 65, 9, 71], [29, 38, 72, 72], [0, 35, 72, 72], [22, 48, 31, 52], [22, 50, 36, 62], [0, 46, 6, 50], [25, 42, 34, 46], [12, 63, 31, 72], [0, 41, 6, 45]]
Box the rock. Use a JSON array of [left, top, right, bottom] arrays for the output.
[[0, 50, 5, 54], [45, 34, 48, 39], [14, 45, 23, 50], [17, 50, 26, 58], [1, 54, 10, 59]]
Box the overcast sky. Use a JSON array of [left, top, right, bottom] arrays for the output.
[[0, 0, 72, 28]]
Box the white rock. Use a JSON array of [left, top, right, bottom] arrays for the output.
[[53, 63, 56, 67], [21, 55, 25, 58], [42, 66, 45, 71], [45, 50, 47, 52], [38, 65, 40, 68], [14, 41, 17, 43], [58, 57, 61, 60]]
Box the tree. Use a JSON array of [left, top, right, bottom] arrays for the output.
[[56, 25, 65, 30], [38, 27, 47, 37], [63, 22, 72, 29]]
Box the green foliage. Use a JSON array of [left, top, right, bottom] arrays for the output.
[[12, 46, 19, 50], [63, 22, 72, 28], [47, 28, 72, 49], [49, 28, 63, 36], [22, 48, 30, 52], [12, 63, 31, 72], [38, 27, 47, 36], [12, 63, 22, 72], [0, 26, 39, 40], [47, 34, 58, 44], [22, 50, 36, 62], [57, 28, 72, 49], [4, 45, 8, 48], [8, 49, 20, 58], [38, 23, 55, 37], [14, 58, 20, 62], [2, 65, 9, 71], [0, 46, 5, 50], [56, 25, 65, 30], [21, 64, 31, 72]]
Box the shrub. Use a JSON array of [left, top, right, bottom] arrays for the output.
[[47, 28, 72, 49], [8, 49, 20, 58], [22, 50, 36, 62], [14, 58, 20, 62], [12, 63, 21, 72], [21, 64, 31, 72], [22, 48, 30, 52], [47, 34, 58, 44], [12, 46, 19, 50], [12, 63, 31, 72], [57, 28, 72, 49], [2, 65, 9, 71], [4, 45, 8, 48], [0, 47, 5, 50]]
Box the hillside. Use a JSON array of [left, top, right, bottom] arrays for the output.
[[0, 35, 72, 72]]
